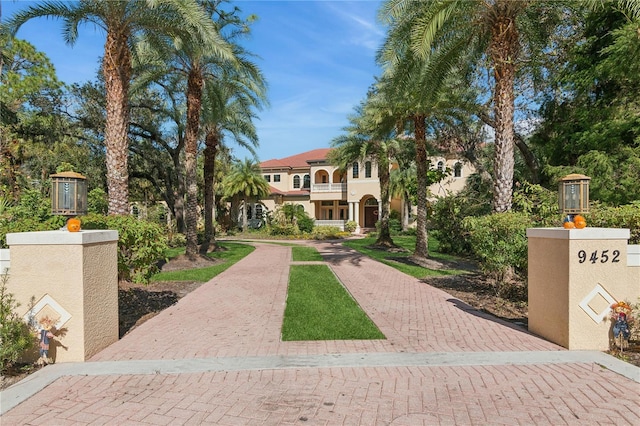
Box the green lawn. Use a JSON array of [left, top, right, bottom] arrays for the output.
[[343, 235, 467, 279], [291, 246, 323, 261], [151, 242, 255, 282], [282, 264, 385, 341]]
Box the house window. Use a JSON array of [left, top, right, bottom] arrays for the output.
[[352, 162, 359, 178], [454, 162, 463, 178], [264, 174, 270, 182], [274, 174, 281, 182], [255, 204, 263, 219], [247, 205, 253, 219], [293, 175, 300, 189], [437, 161, 444, 172], [365, 161, 372, 178], [303, 174, 310, 189]]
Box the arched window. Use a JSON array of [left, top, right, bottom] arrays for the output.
[[303, 174, 310, 189], [293, 175, 300, 189], [352, 162, 359, 178], [365, 161, 372, 178], [454, 162, 463, 178], [437, 161, 444, 172]]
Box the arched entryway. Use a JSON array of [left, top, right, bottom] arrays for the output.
[[363, 197, 378, 228]]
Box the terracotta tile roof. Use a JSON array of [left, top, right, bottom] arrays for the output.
[[260, 148, 332, 169], [268, 185, 310, 197]]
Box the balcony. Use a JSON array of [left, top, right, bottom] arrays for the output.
[[310, 183, 347, 201]]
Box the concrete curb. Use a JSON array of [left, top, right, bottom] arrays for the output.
[[2, 350, 637, 416]]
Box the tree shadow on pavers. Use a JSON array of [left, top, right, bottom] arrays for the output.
[[446, 298, 536, 336], [422, 272, 529, 326]]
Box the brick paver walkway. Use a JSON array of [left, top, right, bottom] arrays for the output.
[[1, 241, 639, 425]]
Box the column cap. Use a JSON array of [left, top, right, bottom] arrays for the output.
[[526, 227, 630, 240], [7, 230, 119, 246]]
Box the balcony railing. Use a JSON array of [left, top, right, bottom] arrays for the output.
[[314, 220, 346, 230], [312, 183, 346, 192]]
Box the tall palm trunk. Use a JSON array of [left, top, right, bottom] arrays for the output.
[[490, 4, 519, 213], [184, 67, 203, 259], [375, 151, 394, 247], [199, 128, 219, 254], [413, 114, 429, 258], [103, 29, 131, 215]]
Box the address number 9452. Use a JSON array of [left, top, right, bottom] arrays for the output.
[[578, 249, 620, 264]]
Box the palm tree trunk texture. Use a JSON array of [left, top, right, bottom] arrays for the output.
[[184, 67, 204, 259], [490, 6, 518, 213], [199, 129, 218, 254], [413, 114, 429, 258], [375, 152, 395, 247], [103, 29, 131, 215]]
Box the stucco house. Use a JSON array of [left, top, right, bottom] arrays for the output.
[[251, 148, 474, 231]]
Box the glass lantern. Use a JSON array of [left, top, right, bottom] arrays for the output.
[[559, 174, 590, 216], [51, 171, 88, 216]]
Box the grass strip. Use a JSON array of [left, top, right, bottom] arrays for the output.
[[291, 246, 323, 261], [282, 264, 385, 341], [343, 236, 467, 279], [151, 242, 255, 282]]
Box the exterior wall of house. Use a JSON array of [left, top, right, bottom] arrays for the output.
[[259, 150, 474, 230], [428, 157, 475, 199]]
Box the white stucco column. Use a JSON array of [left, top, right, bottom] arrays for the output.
[[348, 202, 354, 221], [354, 202, 360, 226]]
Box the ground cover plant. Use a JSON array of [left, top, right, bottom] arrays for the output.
[[281, 264, 385, 341]]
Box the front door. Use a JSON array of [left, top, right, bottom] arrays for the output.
[[364, 205, 378, 227]]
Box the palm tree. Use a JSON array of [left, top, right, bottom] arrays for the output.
[[199, 66, 267, 253], [379, 0, 561, 213], [222, 158, 270, 233], [370, 62, 474, 257], [389, 148, 416, 232], [8, 0, 228, 215], [135, 1, 243, 258], [198, 22, 268, 254], [330, 97, 400, 248]]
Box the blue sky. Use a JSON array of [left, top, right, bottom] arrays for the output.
[[3, 0, 386, 161]]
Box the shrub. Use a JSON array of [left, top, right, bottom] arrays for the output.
[[511, 182, 558, 227], [588, 202, 640, 244], [10, 189, 51, 222], [87, 188, 108, 215], [82, 214, 168, 284], [297, 215, 315, 233], [266, 203, 315, 236], [430, 195, 474, 255], [310, 226, 345, 240], [0, 272, 34, 373], [462, 212, 533, 282], [344, 220, 357, 233]]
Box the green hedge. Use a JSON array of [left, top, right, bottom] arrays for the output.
[[81, 214, 169, 284], [587, 202, 640, 244]]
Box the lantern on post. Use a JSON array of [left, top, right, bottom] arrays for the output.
[[51, 171, 87, 231], [559, 174, 590, 227]]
